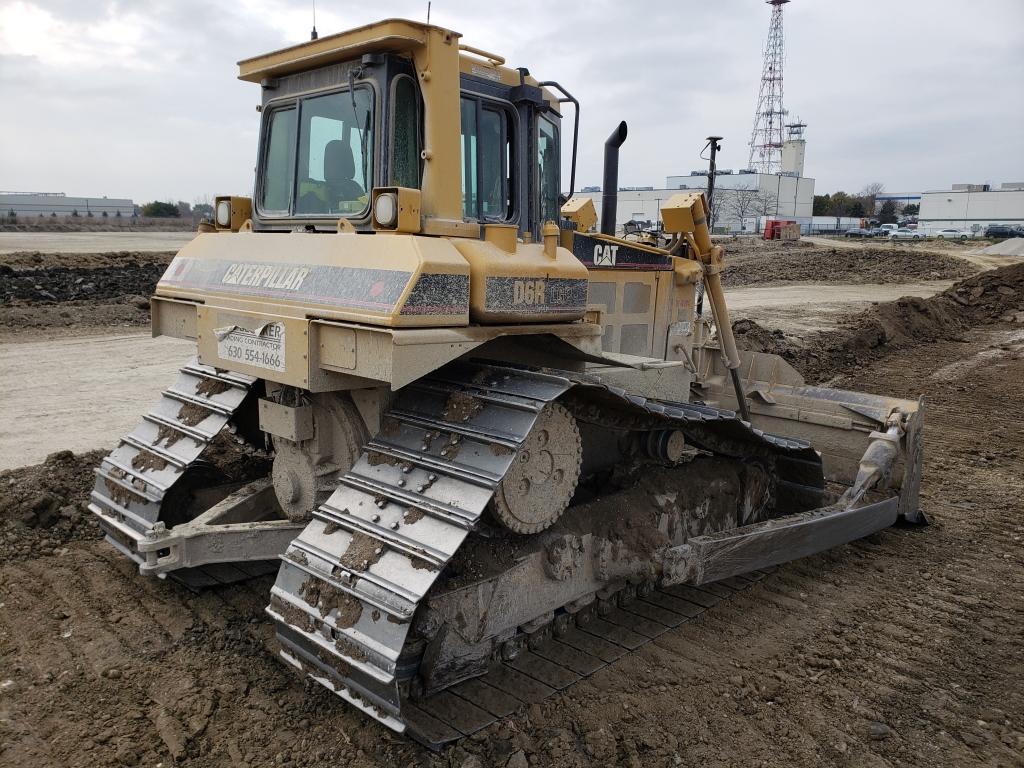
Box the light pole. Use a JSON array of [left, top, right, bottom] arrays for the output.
[[704, 136, 722, 230]]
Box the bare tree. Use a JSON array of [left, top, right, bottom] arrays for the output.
[[723, 185, 763, 227], [193, 194, 214, 219], [706, 195, 733, 232], [752, 189, 778, 218], [859, 182, 885, 214]]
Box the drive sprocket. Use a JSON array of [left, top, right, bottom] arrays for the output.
[[490, 402, 582, 533]]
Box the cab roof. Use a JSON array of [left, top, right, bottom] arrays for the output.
[[237, 18, 447, 83], [237, 17, 559, 111]]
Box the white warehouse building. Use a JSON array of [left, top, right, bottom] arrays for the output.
[[576, 171, 816, 234], [918, 183, 1024, 234], [576, 127, 815, 234], [0, 192, 135, 218]]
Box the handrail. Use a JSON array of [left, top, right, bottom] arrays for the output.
[[458, 44, 505, 65], [537, 80, 580, 197]]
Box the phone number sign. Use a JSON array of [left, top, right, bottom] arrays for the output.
[[217, 322, 286, 372]]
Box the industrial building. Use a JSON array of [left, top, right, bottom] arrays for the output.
[[874, 192, 921, 212], [918, 183, 1024, 234], [0, 192, 135, 218], [575, 172, 816, 234], [577, 123, 815, 233]]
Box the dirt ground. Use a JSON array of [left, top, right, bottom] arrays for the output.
[[721, 239, 977, 288], [0, 250, 175, 338], [0, 232, 193, 254], [2, 253, 1023, 766], [0, 220, 195, 235]]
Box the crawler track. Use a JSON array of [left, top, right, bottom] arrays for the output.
[[87, 357, 270, 587], [266, 361, 822, 742], [400, 569, 775, 748]]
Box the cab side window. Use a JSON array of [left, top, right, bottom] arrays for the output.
[[460, 95, 515, 221], [460, 98, 478, 218], [537, 116, 559, 224], [260, 108, 296, 212], [390, 75, 420, 188]]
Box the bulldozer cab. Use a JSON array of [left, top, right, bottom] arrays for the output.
[[244, 19, 565, 242]]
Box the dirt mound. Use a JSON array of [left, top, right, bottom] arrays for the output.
[[0, 252, 174, 335], [0, 437, 271, 561], [1, 262, 167, 304], [943, 263, 1024, 323], [0, 450, 107, 559], [0, 217, 194, 232], [0, 250, 175, 270], [724, 245, 976, 288], [714, 236, 818, 256], [732, 318, 793, 359], [736, 261, 1024, 383], [0, 295, 153, 334]]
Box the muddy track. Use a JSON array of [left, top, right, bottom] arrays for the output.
[[2, 318, 1022, 766]]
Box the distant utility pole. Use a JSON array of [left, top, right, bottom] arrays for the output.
[[747, 0, 790, 174], [705, 136, 722, 230]]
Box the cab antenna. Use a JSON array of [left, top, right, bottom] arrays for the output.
[[310, 0, 318, 40]]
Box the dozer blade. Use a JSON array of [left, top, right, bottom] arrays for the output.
[[265, 361, 830, 742]]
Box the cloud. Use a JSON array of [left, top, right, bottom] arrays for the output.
[[1, 0, 1021, 203]]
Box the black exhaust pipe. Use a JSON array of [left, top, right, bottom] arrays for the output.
[[600, 121, 628, 235]]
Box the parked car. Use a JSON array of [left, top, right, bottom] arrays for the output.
[[868, 227, 889, 237], [984, 224, 1023, 238], [889, 228, 924, 240], [844, 227, 873, 238], [878, 223, 899, 234], [934, 229, 972, 240]]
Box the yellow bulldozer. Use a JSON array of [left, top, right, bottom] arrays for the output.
[[89, 19, 924, 747]]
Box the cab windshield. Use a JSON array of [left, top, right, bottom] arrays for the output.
[[259, 86, 374, 217]]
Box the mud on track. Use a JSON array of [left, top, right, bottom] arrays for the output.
[[1, 281, 1023, 767]]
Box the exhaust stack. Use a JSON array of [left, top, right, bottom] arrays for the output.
[[600, 121, 628, 235]]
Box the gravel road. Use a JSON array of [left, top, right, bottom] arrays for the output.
[[0, 232, 194, 254], [0, 333, 193, 469]]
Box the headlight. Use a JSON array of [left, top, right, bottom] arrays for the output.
[[216, 200, 231, 227], [373, 192, 398, 229]]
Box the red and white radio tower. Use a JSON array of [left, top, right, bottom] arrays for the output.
[[747, 0, 790, 174]]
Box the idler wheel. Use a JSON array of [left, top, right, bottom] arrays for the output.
[[272, 441, 339, 522], [491, 402, 582, 534], [270, 393, 367, 522]]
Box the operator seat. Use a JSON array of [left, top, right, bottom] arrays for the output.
[[324, 140, 365, 202]]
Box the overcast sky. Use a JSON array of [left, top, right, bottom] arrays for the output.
[[2, 0, 1022, 204]]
